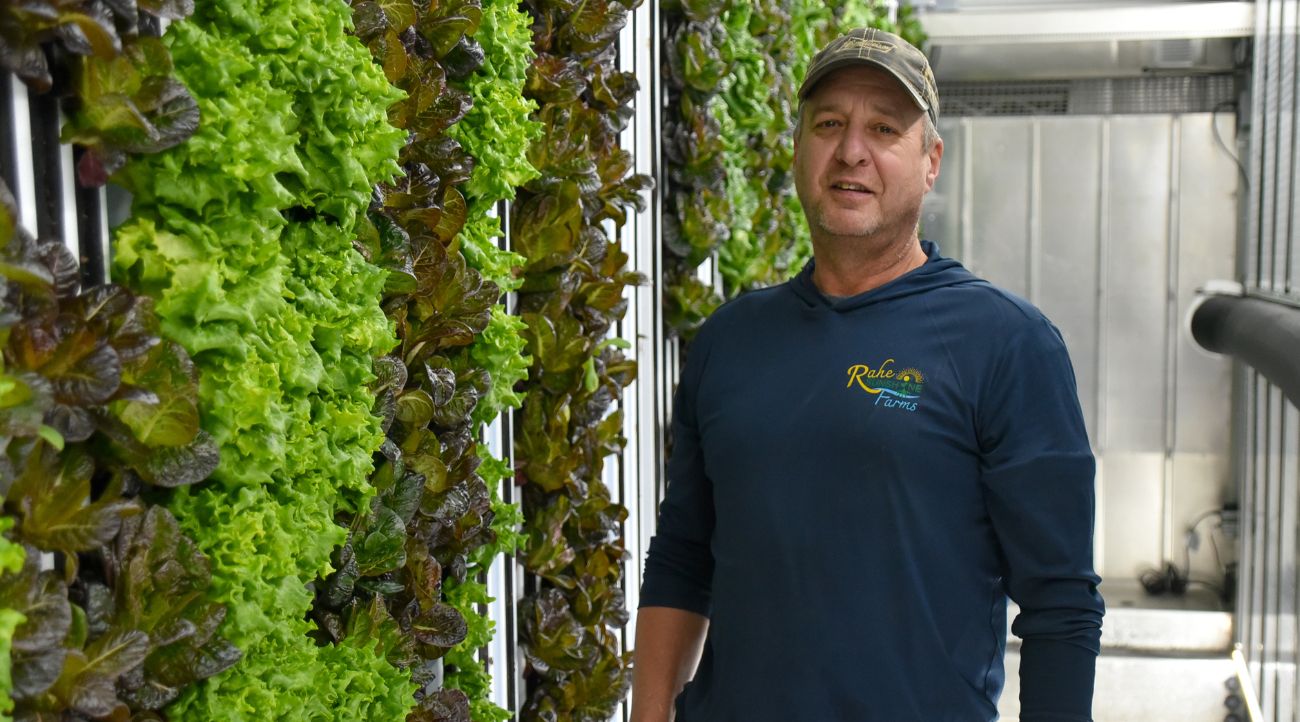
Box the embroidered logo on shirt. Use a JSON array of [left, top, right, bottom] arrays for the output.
[[846, 359, 925, 412]]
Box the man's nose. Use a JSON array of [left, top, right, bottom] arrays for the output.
[[834, 130, 871, 166]]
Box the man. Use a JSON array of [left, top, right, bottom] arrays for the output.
[[631, 28, 1105, 722]]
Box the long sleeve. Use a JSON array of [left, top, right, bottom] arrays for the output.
[[977, 319, 1105, 721], [639, 329, 718, 616]]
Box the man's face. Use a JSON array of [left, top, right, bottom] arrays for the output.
[[793, 66, 942, 246]]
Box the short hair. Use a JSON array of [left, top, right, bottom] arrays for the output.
[[794, 98, 942, 153]]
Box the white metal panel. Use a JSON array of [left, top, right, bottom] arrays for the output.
[[921, 112, 1237, 586], [482, 409, 520, 715], [1238, 5, 1300, 718], [1104, 115, 1173, 453], [1038, 116, 1104, 442], [9, 78, 37, 237], [967, 118, 1032, 297], [1262, 383, 1285, 715], [1175, 114, 1240, 454], [1101, 453, 1165, 578], [57, 107, 79, 262], [1274, 0, 1298, 295], [1172, 114, 1239, 583], [1262, 0, 1286, 292]]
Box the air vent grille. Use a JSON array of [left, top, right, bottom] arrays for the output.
[[938, 73, 1237, 117]]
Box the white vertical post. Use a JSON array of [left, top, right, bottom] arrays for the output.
[[9, 78, 37, 238], [57, 106, 80, 262]]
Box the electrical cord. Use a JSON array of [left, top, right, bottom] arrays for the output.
[[1212, 100, 1251, 189]]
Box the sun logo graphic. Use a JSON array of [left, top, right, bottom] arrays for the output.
[[846, 359, 925, 412]]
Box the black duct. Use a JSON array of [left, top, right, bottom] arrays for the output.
[[1191, 295, 1300, 409]]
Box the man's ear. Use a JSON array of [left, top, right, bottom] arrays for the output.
[[925, 137, 943, 191]]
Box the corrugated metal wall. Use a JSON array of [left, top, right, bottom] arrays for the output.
[[1239, 1, 1300, 719], [922, 112, 1240, 586]]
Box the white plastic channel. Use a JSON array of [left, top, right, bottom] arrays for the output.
[[57, 105, 80, 262], [9, 78, 37, 238]]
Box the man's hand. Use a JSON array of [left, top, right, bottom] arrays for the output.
[[628, 606, 709, 722]]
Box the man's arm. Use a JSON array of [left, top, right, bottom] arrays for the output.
[[978, 318, 1105, 721], [633, 317, 720, 720], [629, 607, 709, 722]]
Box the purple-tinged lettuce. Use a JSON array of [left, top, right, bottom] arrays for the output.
[[0, 174, 230, 721], [512, 0, 648, 717]]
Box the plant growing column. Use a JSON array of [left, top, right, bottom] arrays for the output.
[[661, 0, 732, 338], [307, 0, 538, 719], [109, 0, 419, 718], [1, 179, 235, 720], [512, 0, 651, 718]]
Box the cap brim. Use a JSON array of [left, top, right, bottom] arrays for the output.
[[798, 57, 931, 118]]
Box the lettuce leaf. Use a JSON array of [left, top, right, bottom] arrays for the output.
[[466, 306, 530, 426], [448, 0, 543, 204]]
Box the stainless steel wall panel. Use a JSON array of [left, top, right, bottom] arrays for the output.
[[1038, 117, 1104, 441], [1276, 401, 1297, 722], [1167, 113, 1239, 579], [1248, 2, 1270, 292], [1104, 116, 1174, 453], [1285, 0, 1300, 296], [968, 118, 1033, 297], [1264, 382, 1285, 714], [1175, 115, 1242, 455], [1247, 372, 1267, 693], [1262, 0, 1286, 290], [1100, 453, 1166, 578], [1235, 6, 1300, 718]]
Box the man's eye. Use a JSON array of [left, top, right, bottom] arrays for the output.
[[876, 125, 896, 134]]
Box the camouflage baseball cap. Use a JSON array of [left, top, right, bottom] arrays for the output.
[[798, 27, 939, 126]]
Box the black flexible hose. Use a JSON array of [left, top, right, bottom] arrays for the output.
[[1191, 295, 1300, 409]]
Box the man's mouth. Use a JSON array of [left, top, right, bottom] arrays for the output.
[[831, 181, 872, 193]]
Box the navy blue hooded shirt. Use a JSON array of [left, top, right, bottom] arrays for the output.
[[640, 241, 1105, 721]]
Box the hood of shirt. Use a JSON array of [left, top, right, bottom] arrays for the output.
[[788, 240, 977, 311]]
